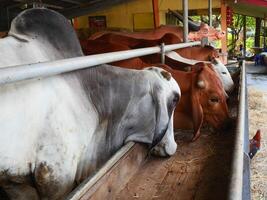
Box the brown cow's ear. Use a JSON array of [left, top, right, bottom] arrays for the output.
[[192, 62, 204, 72], [191, 91, 204, 141]]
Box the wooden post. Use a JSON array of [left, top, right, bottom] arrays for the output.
[[183, 0, 188, 42], [220, 0, 227, 64], [264, 15, 266, 48], [255, 17, 261, 47], [208, 0, 212, 27], [243, 15, 246, 57], [152, 0, 160, 28]]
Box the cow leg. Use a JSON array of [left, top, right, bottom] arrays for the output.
[[34, 142, 77, 200], [34, 159, 76, 199], [2, 183, 39, 200]]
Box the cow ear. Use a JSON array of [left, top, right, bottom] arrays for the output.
[[191, 90, 204, 141], [192, 62, 204, 72], [151, 88, 170, 147]]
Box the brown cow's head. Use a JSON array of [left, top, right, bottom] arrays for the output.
[[191, 63, 230, 141]]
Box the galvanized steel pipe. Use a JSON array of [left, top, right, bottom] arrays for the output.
[[208, 0, 212, 27], [183, 0, 188, 42], [0, 41, 201, 86], [228, 61, 246, 200]]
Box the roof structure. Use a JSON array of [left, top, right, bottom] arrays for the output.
[[227, 0, 267, 18], [0, 0, 134, 18], [0, 0, 133, 31]]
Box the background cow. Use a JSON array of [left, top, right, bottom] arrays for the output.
[[0, 8, 181, 199], [89, 24, 224, 42], [85, 52, 231, 141], [83, 35, 234, 94]]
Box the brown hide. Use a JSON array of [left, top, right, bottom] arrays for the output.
[[90, 25, 183, 42], [90, 24, 224, 42], [86, 32, 221, 64], [175, 45, 220, 61]]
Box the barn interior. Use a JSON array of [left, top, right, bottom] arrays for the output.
[[0, 0, 267, 200]]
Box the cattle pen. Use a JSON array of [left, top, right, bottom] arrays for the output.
[[0, 37, 249, 200], [66, 61, 248, 200]]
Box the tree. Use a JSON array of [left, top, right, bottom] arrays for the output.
[[228, 14, 255, 56]]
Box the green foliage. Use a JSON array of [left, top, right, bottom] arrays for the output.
[[228, 14, 256, 57]]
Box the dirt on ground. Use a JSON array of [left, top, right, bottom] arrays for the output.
[[248, 87, 267, 200]]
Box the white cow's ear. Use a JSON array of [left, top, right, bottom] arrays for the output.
[[151, 86, 170, 147]]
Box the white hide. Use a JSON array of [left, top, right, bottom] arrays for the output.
[[166, 51, 234, 93], [0, 8, 181, 199], [0, 74, 99, 185], [151, 113, 177, 156], [212, 58, 234, 93], [143, 67, 180, 157], [0, 35, 64, 68], [0, 66, 180, 199]]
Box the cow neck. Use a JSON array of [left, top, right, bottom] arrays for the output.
[[75, 65, 139, 166]]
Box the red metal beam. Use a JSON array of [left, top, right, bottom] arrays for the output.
[[152, 0, 160, 28], [239, 0, 267, 7]]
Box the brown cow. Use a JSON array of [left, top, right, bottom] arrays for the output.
[[89, 25, 224, 42], [86, 51, 230, 140], [83, 35, 234, 94]]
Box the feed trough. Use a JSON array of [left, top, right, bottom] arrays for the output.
[[66, 63, 249, 200]]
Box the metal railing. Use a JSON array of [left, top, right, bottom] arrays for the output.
[[228, 61, 250, 200], [0, 41, 201, 86]]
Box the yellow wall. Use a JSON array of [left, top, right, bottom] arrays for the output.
[[76, 0, 221, 31]]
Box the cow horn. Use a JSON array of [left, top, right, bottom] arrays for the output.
[[197, 80, 205, 88], [168, 9, 201, 31]]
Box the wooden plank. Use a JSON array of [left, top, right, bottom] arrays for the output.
[[66, 142, 148, 200]]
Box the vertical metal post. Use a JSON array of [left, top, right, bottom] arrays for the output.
[[243, 15, 246, 57], [220, 1, 227, 64], [208, 0, 212, 27], [160, 43, 165, 64], [183, 0, 188, 42]]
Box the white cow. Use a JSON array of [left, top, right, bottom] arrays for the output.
[[0, 8, 180, 199], [166, 51, 234, 93]]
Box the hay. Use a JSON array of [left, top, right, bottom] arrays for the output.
[[248, 87, 267, 199]]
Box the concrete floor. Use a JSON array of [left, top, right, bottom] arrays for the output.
[[246, 61, 267, 74]]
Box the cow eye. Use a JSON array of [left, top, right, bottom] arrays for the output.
[[168, 93, 180, 114], [172, 93, 180, 105], [209, 97, 219, 104], [222, 72, 227, 75]]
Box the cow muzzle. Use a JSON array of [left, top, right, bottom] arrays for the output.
[[150, 135, 177, 157]]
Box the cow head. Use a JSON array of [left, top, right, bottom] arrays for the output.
[[208, 57, 235, 93], [124, 67, 180, 157], [191, 63, 231, 141]]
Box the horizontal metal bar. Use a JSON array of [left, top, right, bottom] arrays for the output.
[[228, 61, 247, 200], [0, 41, 201, 86]]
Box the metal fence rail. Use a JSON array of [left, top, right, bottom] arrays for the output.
[[0, 41, 201, 86], [228, 61, 250, 200]]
